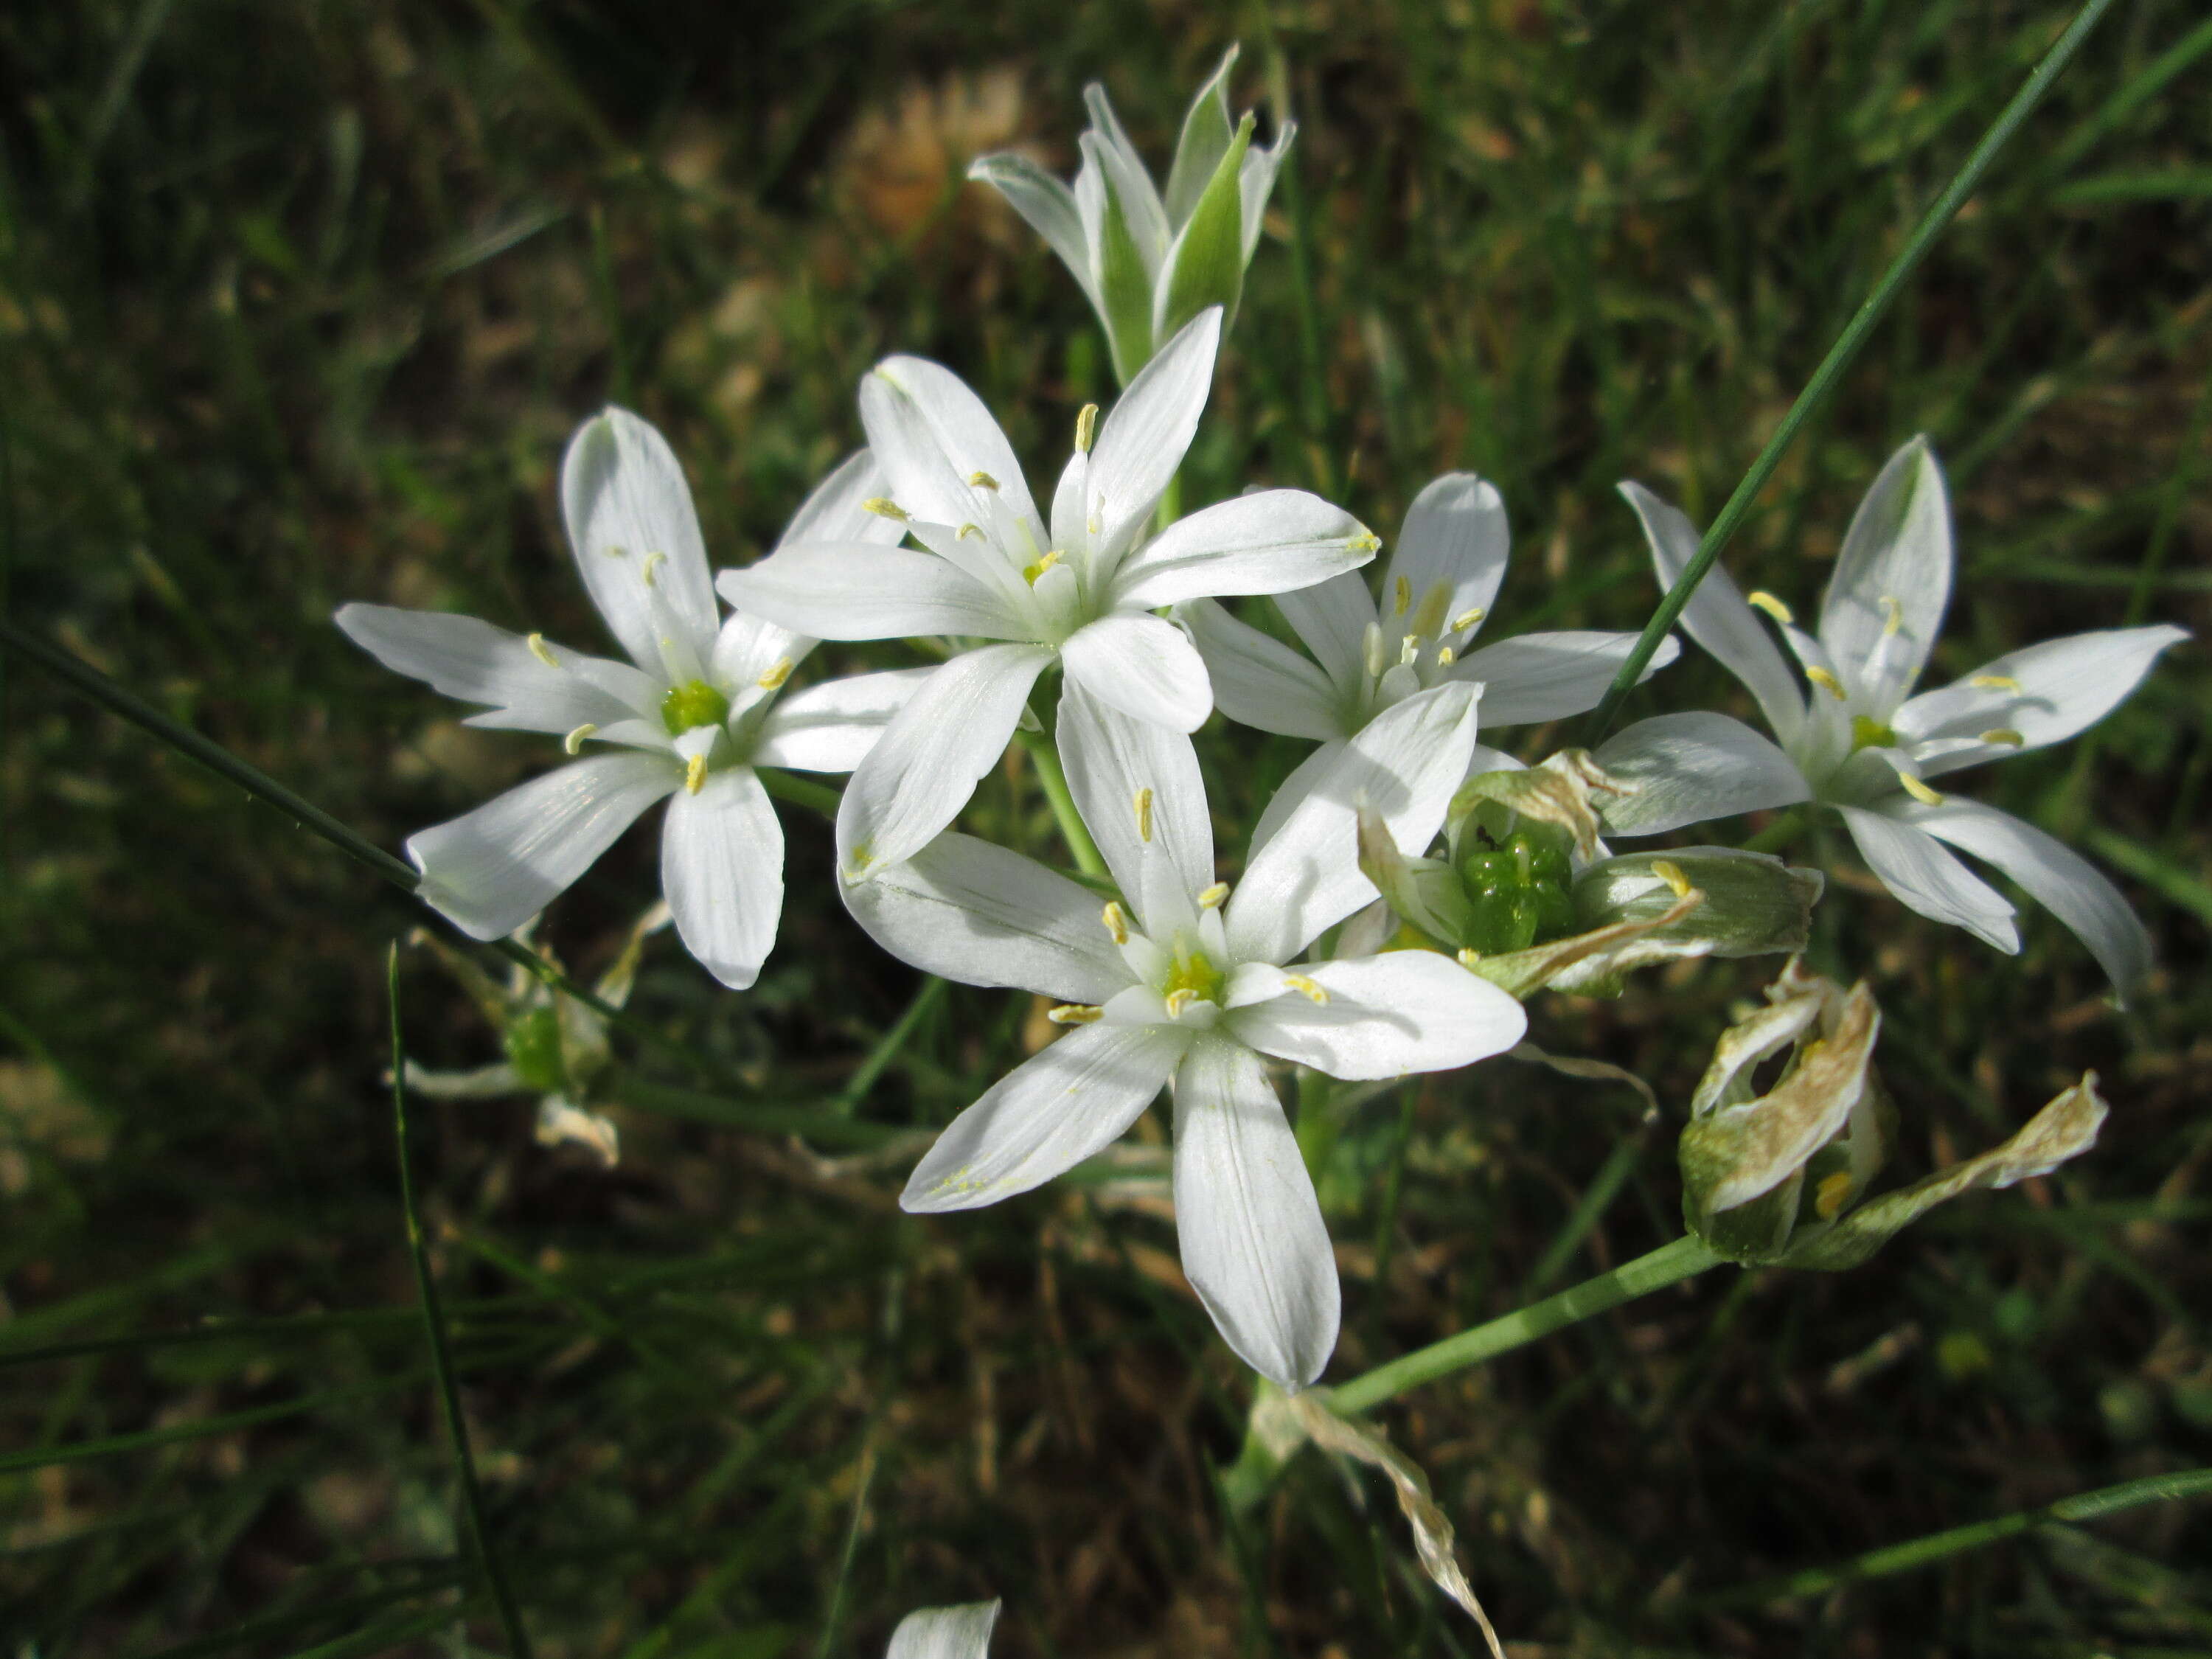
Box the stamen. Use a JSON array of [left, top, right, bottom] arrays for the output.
[[1282, 974, 1329, 1004], [684, 752, 709, 795], [1399, 634, 1420, 668], [1805, 665, 1848, 700], [1971, 674, 2023, 693], [1164, 988, 1200, 1019], [1347, 531, 1382, 554], [1896, 771, 1944, 807], [1048, 1004, 1104, 1026], [1393, 574, 1412, 616], [1878, 594, 1904, 636], [1979, 728, 2025, 747], [1651, 859, 1691, 899], [1745, 590, 1795, 626], [563, 723, 597, 755], [1102, 902, 1130, 945], [1362, 622, 1388, 680], [956, 522, 985, 540], [1074, 403, 1099, 454], [641, 550, 667, 588], [968, 470, 1001, 491], [1455, 947, 1483, 968], [1197, 881, 1230, 910], [1436, 646, 1455, 667], [1021, 549, 1064, 585], [1450, 607, 1486, 633], [757, 658, 793, 690], [1133, 787, 1154, 844], [602, 543, 628, 560], [1814, 1171, 1854, 1220], [863, 497, 911, 521], [526, 633, 560, 669]]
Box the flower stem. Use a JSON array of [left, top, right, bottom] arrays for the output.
[[754, 765, 841, 818], [1016, 726, 1107, 880], [1583, 0, 2119, 739]]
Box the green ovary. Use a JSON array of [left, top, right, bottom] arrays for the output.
[[1850, 714, 1896, 751], [1161, 945, 1224, 1006], [1458, 831, 1576, 955], [661, 679, 731, 736], [503, 1004, 567, 1095]]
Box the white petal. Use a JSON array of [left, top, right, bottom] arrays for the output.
[[1177, 598, 1346, 740], [1380, 473, 1508, 641], [838, 645, 1055, 879], [1896, 625, 2190, 778], [406, 752, 678, 940], [1228, 953, 1526, 1080], [559, 408, 720, 675], [1593, 712, 1812, 836], [661, 765, 781, 989], [715, 545, 1025, 642], [1226, 681, 1480, 964], [1448, 630, 1682, 728], [753, 667, 934, 773], [1060, 612, 1213, 733], [774, 448, 909, 551], [1111, 490, 1374, 611], [1247, 738, 1345, 859], [1170, 1037, 1339, 1389], [1056, 676, 1214, 906], [972, 147, 1102, 306], [1088, 308, 1220, 554], [843, 832, 1135, 1004], [888, 1601, 1002, 1659], [1896, 797, 2152, 995], [902, 1019, 1189, 1211], [335, 604, 653, 733], [1274, 571, 1377, 692], [1081, 83, 1170, 275], [1818, 437, 1951, 712], [1836, 804, 2018, 953], [860, 355, 1040, 529], [1618, 481, 1805, 742], [707, 610, 810, 694]]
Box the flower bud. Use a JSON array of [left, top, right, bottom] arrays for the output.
[[1571, 847, 1821, 967]]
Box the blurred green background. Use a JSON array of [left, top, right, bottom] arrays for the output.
[[2, 1, 2208, 1653]]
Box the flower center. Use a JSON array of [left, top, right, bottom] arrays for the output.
[[1457, 830, 1576, 956], [661, 678, 731, 737], [503, 1004, 568, 1095], [1161, 943, 1224, 1008], [1849, 714, 1897, 752]]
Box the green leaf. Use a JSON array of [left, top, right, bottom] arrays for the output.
[[1154, 113, 1253, 344]]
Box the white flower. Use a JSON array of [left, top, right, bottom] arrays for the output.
[[717, 307, 1378, 880], [844, 679, 1525, 1389], [969, 46, 1294, 383], [886, 1601, 999, 1659], [1178, 471, 1679, 835], [1596, 437, 2188, 993], [338, 408, 928, 988]]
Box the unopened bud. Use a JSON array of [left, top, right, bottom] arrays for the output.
[[1571, 848, 1821, 966]]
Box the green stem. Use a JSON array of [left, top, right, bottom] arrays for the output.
[[1584, 0, 2119, 739], [1016, 726, 1107, 879], [1696, 1465, 2212, 1610], [754, 765, 843, 818]]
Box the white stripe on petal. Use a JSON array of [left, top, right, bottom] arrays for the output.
[[1177, 598, 1346, 740], [1228, 951, 1526, 1080], [1060, 612, 1214, 733], [887, 1601, 1002, 1659], [1227, 681, 1480, 965], [1593, 712, 1812, 837], [1171, 1036, 1339, 1389], [754, 667, 934, 773], [1836, 803, 2018, 953], [1896, 625, 2190, 779], [837, 645, 1055, 879], [407, 752, 678, 940], [843, 832, 1135, 1004], [661, 765, 782, 990], [902, 1019, 1189, 1211], [1057, 676, 1214, 906], [1894, 796, 2153, 996], [335, 604, 653, 734], [716, 545, 1026, 642], [1818, 437, 1951, 714], [560, 408, 720, 676], [1111, 490, 1374, 611], [1088, 308, 1220, 556], [1448, 630, 1680, 728], [860, 355, 1039, 529]]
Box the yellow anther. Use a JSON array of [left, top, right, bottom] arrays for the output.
[[1048, 1003, 1104, 1026], [757, 658, 793, 691], [1198, 881, 1230, 910], [1450, 607, 1486, 633], [1074, 403, 1099, 454], [1021, 549, 1064, 585], [1347, 531, 1382, 554], [1282, 974, 1329, 1004], [1164, 987, 1200, 1019], [1805, 665, 1848, 700], [684, 752, 709, 795], [1878, 594, 1905, 636], [563, 723, 597, 755], [1814, 1171, 1854, 1220], [1896, 771, 1944, 807], [863, 497, 910, 521], [1436, 646, 1455, 667], [968, 470, 1001, 491], [640, 549, 667, 588], [1102, 902, 1131, 945], [602, 543, 629, 559], [1133, 787, 1154, 843], [1745, 590, 1795, 626], [1651, 859, 1692, 899], [1400, 634, 1421, 667], [1455, 947, 1483, 968], [1971, 674, 2023, 693], [526, 633, 560, 669], [1979, 728, 2025, 747], [1393, 574, 1412, 616], [956, 522, 985, 540]]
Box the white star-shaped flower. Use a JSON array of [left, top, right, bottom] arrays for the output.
[[717, 307, 1379, 881], [338, 408, 927, 987], [844, 678, 1524, 1389], [1595, 437, 2187, 992]]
